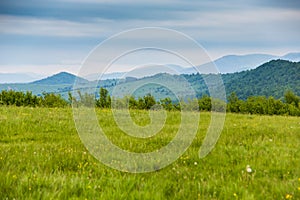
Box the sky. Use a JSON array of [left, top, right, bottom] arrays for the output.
[[0, 0, 300, 75]]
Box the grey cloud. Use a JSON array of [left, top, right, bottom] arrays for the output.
[[0, 0, 257, 22], [0, 0, 299, 72]]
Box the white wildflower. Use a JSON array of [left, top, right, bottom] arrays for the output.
[[246, 165, 252, 173]]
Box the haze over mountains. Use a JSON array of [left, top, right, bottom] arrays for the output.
[[32, 72, 89, 85], [1, 52, 299, 83], [0, 59, 299, 101], [83, 52, 300, 80], [187, 52, 300, 74], [0, 73, 45, 84]]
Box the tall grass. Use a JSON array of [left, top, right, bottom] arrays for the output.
[[0, 107, 299, 199]]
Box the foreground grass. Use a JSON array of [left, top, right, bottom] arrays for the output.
[[0, 107, 299, 199]]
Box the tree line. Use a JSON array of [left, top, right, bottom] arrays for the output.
[[0, 88, 299, 116], [0, 90, 68, 107], [227, 91, 300, 116]]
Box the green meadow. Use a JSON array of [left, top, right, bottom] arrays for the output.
[[0, 107, 299, 199]]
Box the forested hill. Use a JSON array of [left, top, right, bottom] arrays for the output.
[[221, 59, 300, 99], [182, 59, 299, 100], [0, 60, 298, 101], [32, 72, 89, 85]]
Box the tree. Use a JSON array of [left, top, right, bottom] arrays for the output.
[[160, 97, 173, 111], [143, 93, 156, 110], [284, 90, 299, 107], [24, 91, 34, 107], [137, 97, 145, 109], [246, 96, 267, 115], [128, 96, 138, 109], [227, 92, 240, 113], [198, 95, 212, 111], [97, 87, 111, 108], [107, 95, 111, 108], [41, 93, 68, 107]]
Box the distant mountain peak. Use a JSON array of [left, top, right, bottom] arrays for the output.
[[281, 52, 300, 62], [182, 52, 300, 74], [32, 71, 89, 85]]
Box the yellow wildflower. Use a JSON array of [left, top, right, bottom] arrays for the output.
[[285, 194, 292, 199]]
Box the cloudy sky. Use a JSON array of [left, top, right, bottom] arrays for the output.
[[0, 0, 300, 75]]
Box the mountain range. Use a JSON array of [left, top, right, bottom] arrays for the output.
[[98, 59, 300, 100], [0, 59, 299, 101], [181, 52, 300, 74], [1, 52, 299, 84], [83, 52, 300, 80]]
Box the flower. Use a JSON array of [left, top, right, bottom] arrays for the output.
[[298, 187, 300, 191], [246, 165, 252, 173], [194, 162, 198, 166], [233, 193, 237, 197], [285, 194, 292, 199]]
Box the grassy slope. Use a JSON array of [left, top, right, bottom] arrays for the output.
[[0, 107, 299, 199]]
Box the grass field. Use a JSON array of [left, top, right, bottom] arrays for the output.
[[0, 107, 299, 199]]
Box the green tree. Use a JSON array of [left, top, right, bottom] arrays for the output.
[[284, 90, 299, 107], [198, 95, 212, 111], [246, 96, 267, 115], [97, 87, 111, 108], [42, 93, 68, 107], [137, 97, 145, 109], [107, 95, 111, 108], [129, 96, 138, 109], [160, 97, 173, 111], [227, 92, 240, 113], [143, 93, 156, 110], [24, 91, 34, 107]]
